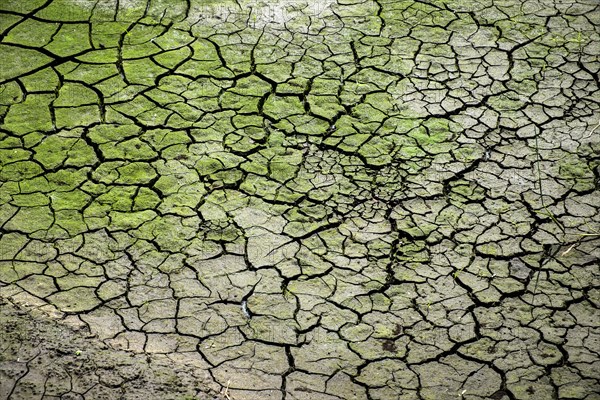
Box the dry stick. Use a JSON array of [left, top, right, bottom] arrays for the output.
[[562, 224, 600, 256], [534, 137, 565, 233], [529, 128, 598, 302], [561, 243, 576, 257], [532, 133, 544, 304], [531, 131, 563, 305], [223, 379, 232, 400], [584, 121, 600, 139]]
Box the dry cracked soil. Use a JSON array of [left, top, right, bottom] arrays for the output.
[[0, 0, 599, 399]]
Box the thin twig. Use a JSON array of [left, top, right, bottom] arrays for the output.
[[561, 243, 576, 257], [584, 121, 600, 139], [223, 379, 232, 400], [534, 131, 565, 233]]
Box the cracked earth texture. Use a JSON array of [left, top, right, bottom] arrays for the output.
[[0, 0, 599, 399]]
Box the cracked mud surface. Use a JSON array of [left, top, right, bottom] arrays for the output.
[[0, 0, 599, 399], [0, 298, 226, 399]]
